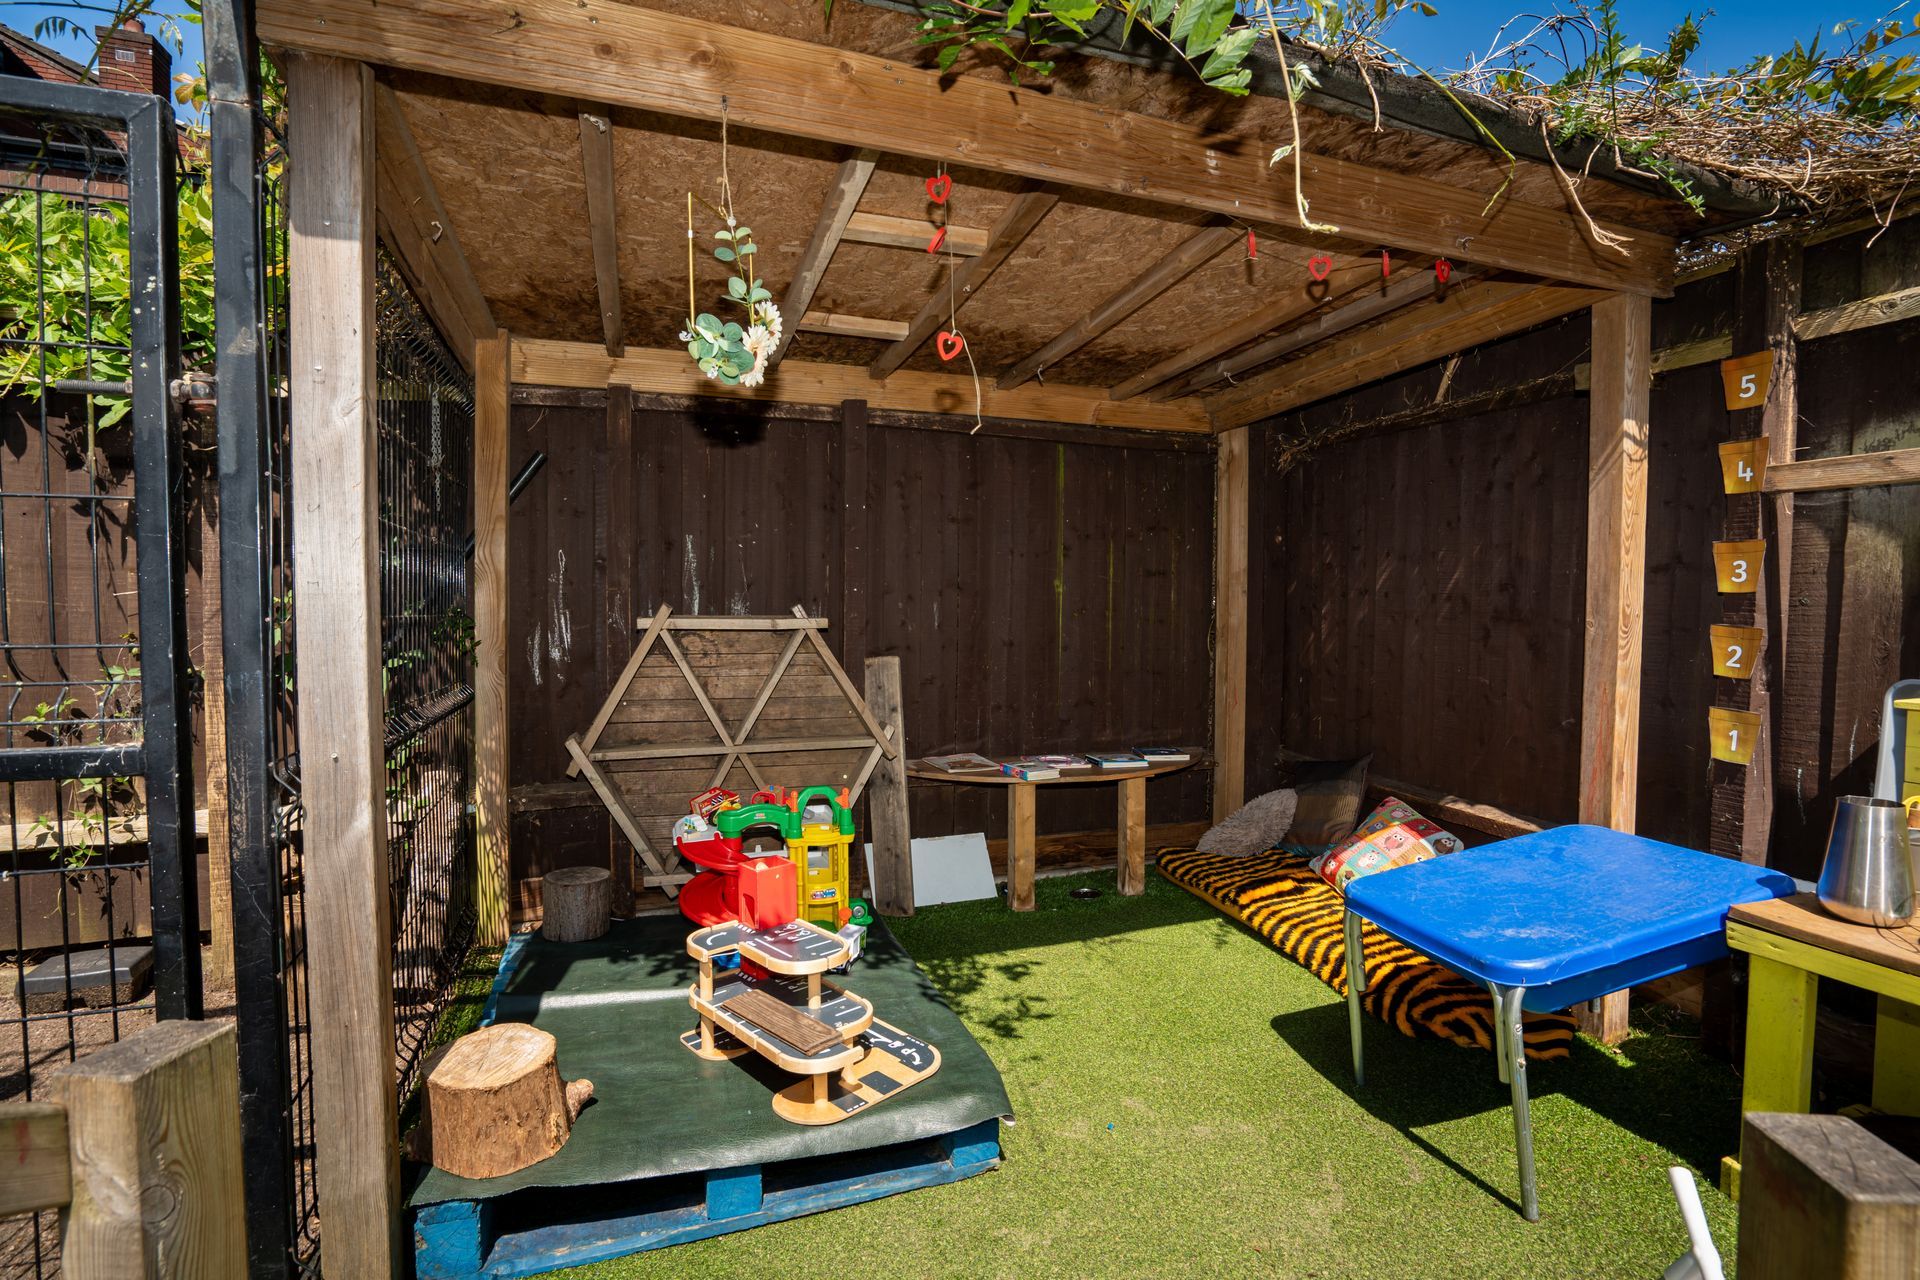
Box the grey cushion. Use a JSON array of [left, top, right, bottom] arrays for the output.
[[1196, 788, 1299, 857]]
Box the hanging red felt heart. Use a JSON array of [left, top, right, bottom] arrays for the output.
[[1246, 228, 1258, 260], [925, 173, 952, 205], [1434, 257, 1453, 284], [1381, 249, 1392, 280], [936, 330, 966, 361], [1307, 254, 1333, 282], [926, 225, 947, 255]]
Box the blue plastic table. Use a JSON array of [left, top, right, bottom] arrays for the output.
[[1341, 825, 1794, 1220]]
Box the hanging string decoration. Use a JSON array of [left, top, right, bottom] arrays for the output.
[[1434, 258, 1453, 285], [679, 99, 783, 388], [923, 163, 984, 431]]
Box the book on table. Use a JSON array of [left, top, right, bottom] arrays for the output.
[[1000, 761, 1060, 781], [922, 752, 1001, 773], [1088, 751, 1149, 770], [1136, 747, 1191, 763], [1027, 753, 1093, 771]]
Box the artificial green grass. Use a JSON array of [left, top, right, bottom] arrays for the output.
[[543, 871, 1742, 1279]]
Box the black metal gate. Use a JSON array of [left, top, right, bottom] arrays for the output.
[[0, 70, 198, 1276]]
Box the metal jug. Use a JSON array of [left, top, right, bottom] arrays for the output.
[[1817, 796, 1916, 927]]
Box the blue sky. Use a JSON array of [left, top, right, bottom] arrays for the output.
[[0, 1, 1896, 113]]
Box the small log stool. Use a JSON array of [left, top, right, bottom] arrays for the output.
[[411, 1023, 594, 1180], [542, 866, 612, 942]]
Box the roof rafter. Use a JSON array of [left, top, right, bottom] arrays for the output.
[[774, 149, 877, 361], [843, 211, 989, 256], [578, 110, 624, 356]]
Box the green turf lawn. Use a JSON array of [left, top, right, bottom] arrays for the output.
[[545, 868, 1741, 1279]]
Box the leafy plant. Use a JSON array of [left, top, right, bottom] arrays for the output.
[[18, 641, 145, 871]]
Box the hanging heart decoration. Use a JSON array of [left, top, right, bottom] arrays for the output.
[[1307, 254, 1333, 282], [1246, 228, 1258, 260], [1381, 249, 1392, 280], [1434, 258, 1453, 284], [925, 173, 952, 205], [936, 330, 966, 361], [926, 225, 947, 255]]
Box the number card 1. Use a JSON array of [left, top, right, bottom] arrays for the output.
[[1710, 624, 1764, 679], [1713, 539, 1766, 593], [1718, 438, 1769, 494], [1709, 706, 1762, 766], [1720, 352, 1772, 411]]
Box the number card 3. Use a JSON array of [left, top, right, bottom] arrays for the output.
[[1710, 624, 1764, 679], [1718, 438, 1769, 494], [1720, 352, 1773, 411], [1713, 539, 1766, 593], [1709, 706, 1762, 766]]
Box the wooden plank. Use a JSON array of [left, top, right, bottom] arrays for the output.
[[578, 111, 624, 356], [665, 616, 829, 631], [1576, 291, 1650, 1047], [475, 329, 511, 946], [799, 311, 908, 342], [1212, 428, 1248, 822], [1007, 784, 1036, 912], [569, 601, 672, 774], [1795, 281, 1920, 342], [53, 1020, 247, 1278], [661, 631, 737, 746], [774, 150, 877, 361], [197, 446, 235, 988], [1767, 447, 1920, 493], [0, 1101, 68, 1217], [1117, 774, 1147, 895], [839, 400, 870, 684], [1273, 748, 1548, 839], [843, 211, 988, 256], [256, 0, 1677, 294], [1738, 1113, 1920, 1280], [590, 736, 877, 760], [1730, 894, 1920, 980], [564, 736, 680, 895], [791, 605, 897, 757], [1573, 331, 1731, 390], [864, 655, 912, 917], [997, 222, 1239, 390], [370, 80, 491, 368], [733, 629, 807, 743], [511, 339, 1213, 434], [1110, 291, 1332, 401], [869, 189, 1059, 379], [286, 53, 402, 1279], [1205, 283, 1602, 428], [604, 385, 636, 912]]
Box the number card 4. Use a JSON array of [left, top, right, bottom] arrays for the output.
[[1709, 706, 1762, 766], [1713, 539, 1766, 593], [1718, 438, 1769, 494], [1710, 624, 1764, 679], [1720, 352, 1772, 411]]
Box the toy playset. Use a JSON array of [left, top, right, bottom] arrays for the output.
[[673, 785, 857, 930]]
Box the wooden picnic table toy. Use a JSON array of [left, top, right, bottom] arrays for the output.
[[683, 919, 940, 1124], [904, 756, 1198, 910], [1340, 825, 1794, 1221]]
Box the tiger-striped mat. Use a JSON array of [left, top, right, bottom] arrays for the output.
[[1156, 846, 1576, 1062]]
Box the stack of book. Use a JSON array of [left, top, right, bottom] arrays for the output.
[[922, 753, 1001, 774]]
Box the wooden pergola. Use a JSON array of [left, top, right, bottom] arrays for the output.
[[261, 0, 1757, 1270]]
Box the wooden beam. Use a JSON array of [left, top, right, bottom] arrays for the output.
[[998, 222, 1239, 390], [870, 188, 1058, 379], [511, 339, 1213, 433], [0, 1101, 67, 1217], [1577, 291, 1651, 1047], [1795, 281, 1920, 342], [1163, 265, 1473, 401], [370, 80, 491, 369], [578, 112, 623, 356], [287, 53, 402, 1279], [474, 329, 511, 946], [1572, 331, 1732, 390], [1768, 446, 1920, 492], [1206, 282, 1600, 428], [864, 655, 912, 917], [255, 0, 1677, 295], [843, 211, 989, 256], [800, 310, 908, 341], [1738, 1113, 1920, 1280], [51, 1021, 247, 1277], [775, 150, 878, 361], [1212, 427, 1249, 822]]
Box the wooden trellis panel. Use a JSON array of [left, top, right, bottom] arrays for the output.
[[567, 605, 897, 897]]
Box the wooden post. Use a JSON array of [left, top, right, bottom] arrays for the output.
[[1212, 426, 1249, 822], [197, 421, 234, 990], [287, 52, 402, 1279], [52, 1020, 247, 1277], [1738, 1112, 1920, 1280], [474, 329, 512, 947], [1118, 774, 1147, 895], [1577, 292, 1651, 1045], [839, 399, 869, 684], [863, 654, 913, 916], [1007, 784, 1037, 911], [603, 384, 635, 915]]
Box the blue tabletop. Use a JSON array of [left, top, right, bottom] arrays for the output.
[[1344, 825, 1796, 1000]]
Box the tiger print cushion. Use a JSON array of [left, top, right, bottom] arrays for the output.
[[1156, 845, 1576, 1062]]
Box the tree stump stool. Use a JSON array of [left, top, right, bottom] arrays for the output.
[[411, 1023, 594, 1179], [542, 866, 612, 942]]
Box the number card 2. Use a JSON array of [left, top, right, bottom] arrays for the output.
[[1713, 539, 1766, 594], [1720, 352, 1773, 411], [1718, 438, 1769, 494], [1709, 706, 1762, 766], [1710, 624, 1764, 679]]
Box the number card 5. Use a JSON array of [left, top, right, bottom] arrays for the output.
[[1710, 624, 1764, 679], [1713, 539, 1766, 594], [1718, 438, 1769, 494], [1720, 352, 1772, 411], [1709, 706, 1762, 766]]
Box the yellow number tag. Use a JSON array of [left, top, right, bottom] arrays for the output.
[[1717, 438, 1769, 495], [1720, 352, 1772, 411], [1710, 625, 1764, 679], [1709, 707, 1762, 765], [1713, 540, 1766, 594]]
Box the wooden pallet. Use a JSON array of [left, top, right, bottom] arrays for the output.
[[411, 1119, 1000, 1279]]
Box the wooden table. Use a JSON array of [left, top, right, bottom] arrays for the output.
[[903, 758, 1197, 911], [1724, 893, 1920, 1190]]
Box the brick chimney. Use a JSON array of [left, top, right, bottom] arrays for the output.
[[93, 19, 170, 98]]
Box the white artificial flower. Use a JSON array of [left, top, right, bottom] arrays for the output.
[[739, 323, 774, 388], [757, 301, 783, 354]]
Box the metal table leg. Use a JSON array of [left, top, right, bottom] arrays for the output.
[[1344, 907, 1366, 1088], [1491, 988, 1510, 1085], [1495, 983, 1539, 1222]]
